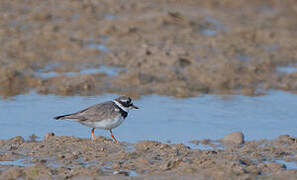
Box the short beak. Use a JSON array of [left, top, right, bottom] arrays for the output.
[[131, 104, 139, 109]]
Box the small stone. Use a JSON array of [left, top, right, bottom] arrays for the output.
[[72, 151, 81, 156], [162, 158, 182, 170], [246, 165, 261, 175], [277, 135, 296, 143], [113, 170, 129, 176], [9, 136, 25, 144], [201, 139, 211, 145], [265, 162, 286, 170], [222, 132, 245, 145], [58, 154, 65, 159], [72, 155, 79, 160], [28, 134, 38, 142], [5, 136, 25, 151], [160, 144, 170, 150], [44, 132, 55, 141], [40, 159, 47, 163], [189, 140, 199, 145]]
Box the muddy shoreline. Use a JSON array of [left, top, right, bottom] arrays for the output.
[[0, 133, 296, 179], [0, 1, 297, 179], [0, 0, 296, 98]]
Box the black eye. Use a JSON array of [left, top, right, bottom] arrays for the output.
[[128, 98, 131, 104]]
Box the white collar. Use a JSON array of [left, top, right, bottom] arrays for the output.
[[113, 100, 129, 113]]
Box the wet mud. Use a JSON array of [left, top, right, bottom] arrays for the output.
[[0, 0, 296, 98], [1, 0, 297, 179], [0, 133, 297, 179]]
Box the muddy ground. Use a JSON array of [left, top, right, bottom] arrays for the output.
[[1, 1, 297, 179], [0, 133, 296, 179], [0, 0, 296, 98]]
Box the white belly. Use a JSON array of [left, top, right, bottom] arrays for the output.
[[82, 116, 125, 129]]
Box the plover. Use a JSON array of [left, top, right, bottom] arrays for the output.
[[54, 96, 138, 143]]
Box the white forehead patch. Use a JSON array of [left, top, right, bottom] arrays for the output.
[[120, 99, 129, 102]]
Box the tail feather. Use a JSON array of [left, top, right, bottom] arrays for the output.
[[54, 113, 83, 120], [54, 114, 72, 120]]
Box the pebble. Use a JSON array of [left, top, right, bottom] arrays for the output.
[[189, 140, 199, 145], [222, 132, 245, 145], [113, 170, 129, 176], [44, 132, 55, 141]]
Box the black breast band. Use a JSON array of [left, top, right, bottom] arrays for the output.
[[113, 102, 128, 118]]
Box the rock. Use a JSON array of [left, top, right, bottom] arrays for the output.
[[113, 170, 129, 176], [162, 158, 182, 170], [245, 165, 261, 175], [28, 134, 38, 142], [277, 135, 296, 143], [201, 139, 211, 145], [265, 162, 286, 170], [138, 73, 156, 84], [58, 154, 65, 159], [4, 136, 25, 151], [72, 151, 81, 156], [222, 132, 245, 145], [8, 136, 25, 145], [189, 140, 199, 145], [44, 132, 55, 141]]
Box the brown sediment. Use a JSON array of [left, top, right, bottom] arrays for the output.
[[0, 134, 297, 179], [0, 0, 296, 98]]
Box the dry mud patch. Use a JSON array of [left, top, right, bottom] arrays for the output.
[[0, 0, 296, 98]]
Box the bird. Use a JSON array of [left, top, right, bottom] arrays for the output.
[[54, 96, 139, 143]]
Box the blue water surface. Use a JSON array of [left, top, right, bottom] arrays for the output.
[[0, 91, 296, 143]]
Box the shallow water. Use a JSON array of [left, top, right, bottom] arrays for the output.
[[0, 159, 32, 167], [200, 16, 228, 36], [204, 17, 228, 31], [104, 14, 116, 20], [277, 66, 297, 74], [87, 43, 109, 52], [0, 91, 296, 143], [274, 160, 297, 170], [264, 160, 297, 170], [186, 140, 225, 150], [200, 29, 217, 36], [35, 65, 127, 79]]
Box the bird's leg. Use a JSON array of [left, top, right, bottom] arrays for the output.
[[91, 128, 95, 141], [109, 129, 118, 143]]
